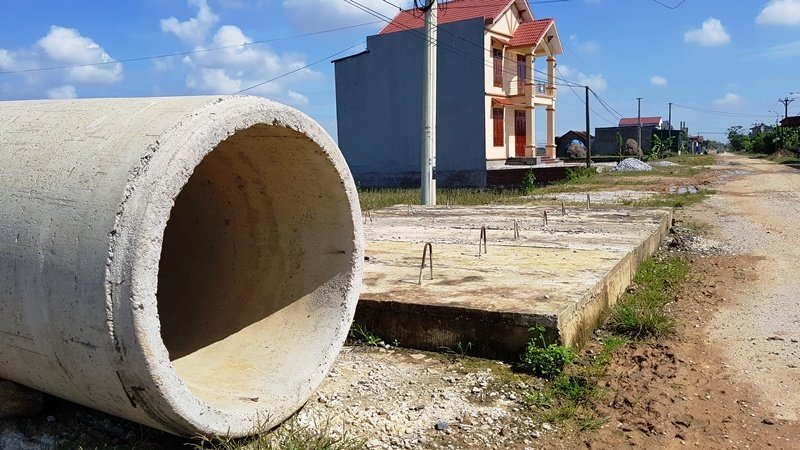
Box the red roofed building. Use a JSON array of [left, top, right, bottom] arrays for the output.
[[333, 0, 563, 188], [619, 117, 663, 128]]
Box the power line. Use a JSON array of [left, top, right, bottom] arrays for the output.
[[556, 67, 615, 125], [371, 0, 584, 87], [234, 41, 366, 95], [0, 21, 382, 76], [651, 0, 687, 9], [671, 103, 773, 118]]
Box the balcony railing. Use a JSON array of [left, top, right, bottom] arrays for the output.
[[506, 79, 552, 97]]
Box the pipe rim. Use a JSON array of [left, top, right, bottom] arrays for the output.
[[105, 96, 364, 436]]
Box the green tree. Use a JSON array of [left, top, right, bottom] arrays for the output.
[[727, 126, 750, 152], [615, 132, 625, 162]]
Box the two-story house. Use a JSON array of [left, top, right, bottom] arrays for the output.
[[333, 0, 563, 188]]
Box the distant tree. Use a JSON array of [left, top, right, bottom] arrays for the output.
[[615, 132, 625, 161], [726, 126, 750, 152]]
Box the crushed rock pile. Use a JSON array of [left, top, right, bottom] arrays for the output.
[[613, 158, 652, 171]]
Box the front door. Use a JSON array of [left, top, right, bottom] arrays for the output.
[[515, 110, 526, 157]]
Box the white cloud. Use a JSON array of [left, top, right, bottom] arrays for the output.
[[47, 84, 77, 99], [161, 0, 219, 45], [684, 18, 731, 47], [559, 64, 608, 92], [713, 93, 743, 107], [569, 35, 600, 54], [36, 26, 122, 84], [287, 90, 309, 106], [282, 0, 413, 30], [0, 49, 13, 70], [757, 0, 800, 26], [0, 26, 122, 98], [650, 75, 667, 87], [176, 24, 320, 100]]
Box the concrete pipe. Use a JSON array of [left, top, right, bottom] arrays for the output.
[[0, 96, 364, 436]]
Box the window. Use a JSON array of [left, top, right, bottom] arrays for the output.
[[493, 108, 504, 146], [493, 48, 503, 87]]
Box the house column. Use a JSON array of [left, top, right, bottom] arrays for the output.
[[546, 56, 557, 158], [524, 52, 535, 157]]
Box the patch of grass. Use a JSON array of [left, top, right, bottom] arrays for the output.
[[520, 169, 537, 195], [608, 256, 689, 339], [440, 341, 474, 357], [663, 154, 714, 167], [559, 167, 597, 185], [682, 220, 710, 235], [357, 187, 525, 211], [622, 191, 711, 208], [348, 323, 382, 347], [520, 326, 576, 380], [194, 418, 365, 450]]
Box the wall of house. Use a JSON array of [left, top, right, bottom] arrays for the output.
[[335, 18, 487, 188], [593, 126, 656, 155]]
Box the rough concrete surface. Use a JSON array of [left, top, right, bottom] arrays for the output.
[[0, 96, 363, 436], [355, 204, 671, 359]]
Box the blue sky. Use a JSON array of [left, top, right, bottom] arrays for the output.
[[1, 0, 799, 143]]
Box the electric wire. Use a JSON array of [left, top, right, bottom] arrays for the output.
[[0, 21, 382, 76], [234, 41, 366, 94], [348, 0, 583, 88], [671, 103, 773, 119]]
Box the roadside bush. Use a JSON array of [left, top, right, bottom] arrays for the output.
[[521, 326, 576, 379], [520, 169, 536, 195]]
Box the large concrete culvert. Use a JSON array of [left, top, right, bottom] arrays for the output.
[[0, 96, 364, 436]]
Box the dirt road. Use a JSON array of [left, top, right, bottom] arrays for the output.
[[704, 154, 800, 421], [583, 153, 800, 449]]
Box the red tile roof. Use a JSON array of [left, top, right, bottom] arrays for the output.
[[379, 0, 516, 35], [781, 116, 800, 128], [619, 116, 661, 127], [506, 18, 553, 48]]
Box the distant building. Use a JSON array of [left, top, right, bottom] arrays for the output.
[[619, 116, 662, 129], [333, 0, 563, 188], [749, 123, 773, 136], [589, 116, 664, 155], [780, 116, 800, 128]]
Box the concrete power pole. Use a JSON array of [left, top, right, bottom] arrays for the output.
[[637, 97, 643, 154], [585, 86, 591, 168], [421, 0, 437, 205], [778, 97, 795, 120]]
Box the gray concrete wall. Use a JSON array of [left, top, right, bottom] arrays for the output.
[[594, 126, 657, 155], [335, 18, 487, 188]]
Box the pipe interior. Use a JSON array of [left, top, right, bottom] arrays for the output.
[[156, 124, 355, 412]]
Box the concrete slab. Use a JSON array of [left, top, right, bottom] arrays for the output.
[[354, 204, 672, 360]]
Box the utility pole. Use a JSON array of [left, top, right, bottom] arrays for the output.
[[637, 97, 643, 154], [778, 97, 794, 120], [421, 0, 437, 205], [585, 86, 591, 168], [668, 102, 673, 154]]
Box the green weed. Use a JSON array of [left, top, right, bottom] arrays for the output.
[[348, 324, 382, 347], [608, 257, 689, 339], [193, 418, 364, 450], [520, 169, 537, 195], [521, 326, 576, 380]]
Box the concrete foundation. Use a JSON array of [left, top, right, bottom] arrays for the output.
[[354, 205, 671, 360], [0, 96, 363, 436]]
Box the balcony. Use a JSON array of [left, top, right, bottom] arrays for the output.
[[505, 79, 552, 97]]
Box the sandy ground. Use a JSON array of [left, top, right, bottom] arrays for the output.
[[2, 153, 800, 450], [703, 154, 800, 422]]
